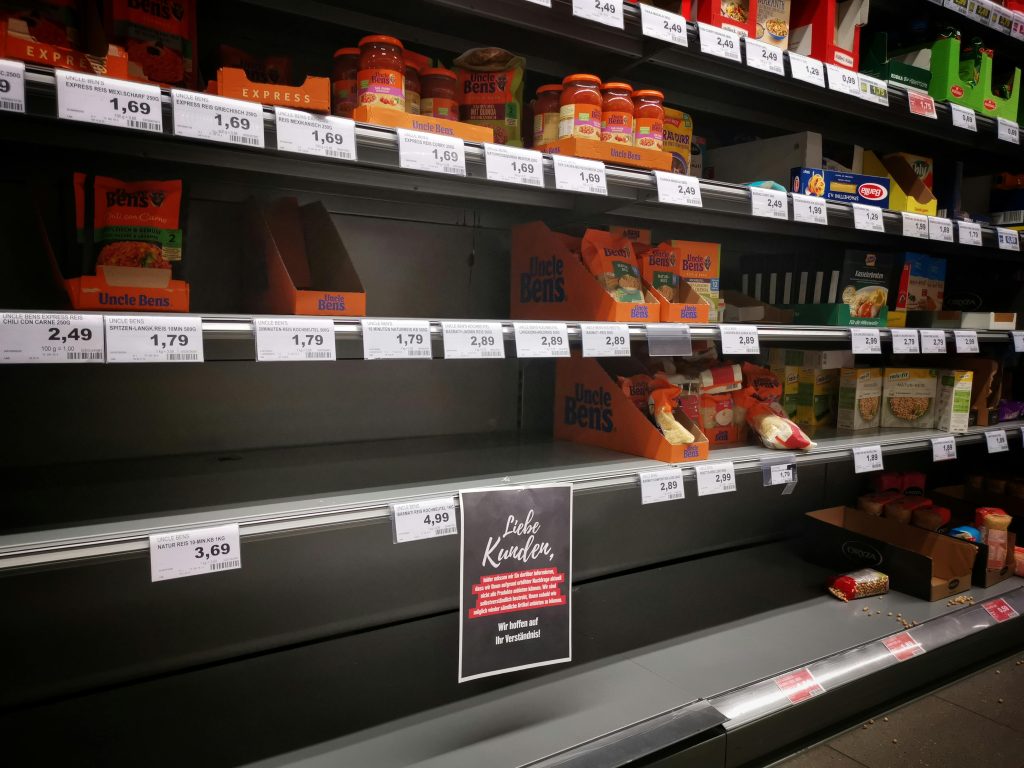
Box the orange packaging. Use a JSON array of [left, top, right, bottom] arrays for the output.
[[610, 226, 651, 244], [618, 373, 654, 411], [559, 74, 601, 141], [453, 47, 525, 145], [637, 242, 680, 302], [601, 82, 634, 146], [332, 47, 360, 117], [357, 34, 405, 112], [420, 67, 459, 120], [1, 1, 80, 48], [580, 229, 645, 303], [542, 137, 673, 172], [352, 105, 493, 142], [106, 0, 197, 88], [217, 68, 330, 112], [533, 84, 562, 147], [0, 10, 130, 78], [633, 89, 664, 151]]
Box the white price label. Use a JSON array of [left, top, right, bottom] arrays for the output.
[[1012, 330, 1024, 352], [361, 319, 432, 360], [745, 37, 784, 76], [827, 64, 861, 96], [640, 4, 688, 47], [945, 0, 970, 16], [891, 328, 920, 354], [769, 463, 797, 486], [751, 187, 788, 219], [0, 59, 26, 113], [902, 212, 929, 239], [274, 107, 356, 161], [150, 524, 240, 582], [986, 429, 1009, 453], [950, 103, 978, 132], [172, 90, 264, 147], [852, 203, 886, 232], [997, 227, 1021, 251], [523, 0, 552, 5], [572, 0, 623, 28], [441, 321, 505, 359], [919, 329, 947, 353], [698, 22, 742, 63], [954, 329, 979, 353], [853, 444, 884, 474], [654, 171, 703, 207], [850, 327, 882, 354], [932, 436, 957, 462], [104, 314, 203, 363], [907, 89, 938, 119], [56, 70, 163, 132], [696, 461, 737, 496], [997, 118, 1020, 144], [484, 143, 544, 187], [552, 154, 607, 195], [0, 312, 104, 363], [580, 323, 631, 357], [788, 52, 825, 87], [929, 216, 954, 242], [254, 317, 336, 362], [958, 221, 983, 247], [392, 498, 458, 543], [791, 193, 828, 225], [513, 322, 570, 358], [719, 324, 760, 355], [396, 129, 465, 176], [857, 73, 889, 106], [639, 468, 684, 505]]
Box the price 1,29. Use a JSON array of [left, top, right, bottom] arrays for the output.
[[433, 148, 460, 162], [48, 327, 92, 343], [151, 333, 189, 348], [215, 113, 251, 130], [109, 97, 151, 115], [424, 511, 451, 526], [291, 334, 324, 347], [397, 332, 425, 346]]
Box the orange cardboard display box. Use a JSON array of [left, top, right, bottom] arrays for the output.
[[555, 355, 710, 464], [353, 105, 494, 143], [0, 6, 130, 79], [210, 67, 331, 113], [635, 242, 712, 323], [540, 137, 673, 172]]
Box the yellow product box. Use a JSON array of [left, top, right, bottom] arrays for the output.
[[838, 367, 882, 431], [863, 151, 937, 216], [881, 368, 938, 429], [663, 108, 693, 175], [770, 364, 802, 419], [796, 367, 839, 428], [936, 370, 973, 433]]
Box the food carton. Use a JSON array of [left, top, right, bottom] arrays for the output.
[[791, 167, 890, 208], [663, 107, 693, 175], [755, 0, 792, 49], [839, 250, 891, 322], [881, 368, 938, 429], [838, 367, 882, 431], [796, 367, 838, 429], [935, 370, 973, 433], [672, 240, 721, 322], [789, 0, 870, 71], [863, 151, 938, 216]]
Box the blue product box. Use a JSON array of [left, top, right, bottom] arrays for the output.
[[791, 167, 891, 208]]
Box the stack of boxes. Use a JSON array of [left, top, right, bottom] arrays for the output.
[[769, 348, 854, 433], [890, 253, 946, 327]]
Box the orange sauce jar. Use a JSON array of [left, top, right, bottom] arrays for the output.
[[331, 47, 360, 118], [420, 67, 459, 120], [633, 89, 665, 151], [533, 84, 562, 147], [601, 82, 634, 146], [558, 73, 601, 141], [404, 53, 422, 115], [357, 35, 405, 112]]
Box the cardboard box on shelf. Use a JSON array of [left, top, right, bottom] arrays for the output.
[[694, 0, 757, 37], [928, 35, 1021, 121], [353, 105, 494, 143], [663, 108, 693, 175], [961, 312, 1018, 330], [796, 367, 838, 429], [754, 0, 793, 50], [789, 302, 889, 327], [791, 167, 890, 208], [211, 68, 331, 112], [0, 7, 130, 79], [935, 370, 973, 433], [863, 151, 938, 216], [768, 348, 854, 370], [541, 137, 673, 172], [672, 239, 721, 322], [837, 367, 882, 431], [722, 291, 794, 324], [789, 0, 870, 71], [928, 485, 1019, 588], [706, 131, 822, 187]]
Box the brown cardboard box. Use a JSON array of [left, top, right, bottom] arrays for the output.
[[929, 485, 1019, 587]]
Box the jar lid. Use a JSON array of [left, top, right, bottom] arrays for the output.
[[537, 84, 563, 94], [403, 52, 423, 71], [562, 73, 601, 86], [633, 89, 665, 100], [421, 67, 457, 78], [333, 47, 361, 58], [358, 35, 404, 49], [602, 82, 633, 93]]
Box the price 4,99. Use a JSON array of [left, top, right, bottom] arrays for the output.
[[424, 511, 451, 526]]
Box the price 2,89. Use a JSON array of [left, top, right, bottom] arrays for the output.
[[109, 97, 151, 115], [214, 113, 251, 130], [606, 335, 626, 346], [194, 543, 230, 559], [541, 335, 564, 346], [47, 327, 92, 343], [470, 335, 497, 347], [151, 333, 189, 348], [660, 480, 678, 492]]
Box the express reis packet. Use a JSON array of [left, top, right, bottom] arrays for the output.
[[106, 0, 197, 88]]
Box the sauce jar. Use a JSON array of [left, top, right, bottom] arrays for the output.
[[404, 53, 422, 115], [357, 35, 405, 112], [558, 74, 602, 141], [601, 82, 634, 145], [633, 89, 665, 151], [331, 47, 360, 118], [533, 84, 561, 147], [420, 67, 459, 120]]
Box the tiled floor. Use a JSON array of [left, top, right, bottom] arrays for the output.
[[774, 654, 1024, 768]]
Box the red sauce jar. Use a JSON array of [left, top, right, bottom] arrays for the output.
[[559, 74, 602, 141], [533, 84, 562, 147], [601, 82, 634, 146], [420, 67, 459, 120], [357, 35, 405, 112], [331, 47, 360, 118], [404, 53, 422, 115], [633, 89, 665, 150]]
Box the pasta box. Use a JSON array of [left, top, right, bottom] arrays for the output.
[[791, 167, 890, 207]]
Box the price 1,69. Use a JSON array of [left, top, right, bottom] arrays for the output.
[[48, 327, 92, 343], [432, 148, 459, 162], [397, 333, 425, 346], [151, 333, 189, 348], [311, 130, 344, 144], [511, 161, 535, 175], [109, 97, 151, 115], [291, 334, 324, 347], [579, 171, 603, 184], [424, 511, 450, 525], [0, 78, 10, 94], [214, 113, 251, 130]]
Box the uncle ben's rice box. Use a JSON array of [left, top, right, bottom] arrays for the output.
[[672, 240, 721, 322]]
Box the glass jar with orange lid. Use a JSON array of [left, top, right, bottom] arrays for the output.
[[404, 53, 422, 115], [533, 84, 562, 147], [331, 47, 360, 118], [633, 89, 665, 151], [420, 67, 459, 120], [601, 82, 634, 146], [357, 35, 405, 112], [558, 74, 601, 141]]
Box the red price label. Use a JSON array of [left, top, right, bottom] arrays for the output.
[[983, 598, 1020, 623], [774, 668, 825, 704], [882, 631, 924, 662]]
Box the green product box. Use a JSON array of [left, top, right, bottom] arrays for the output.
[[789, 303, 889, 328], [838, 367, 882, 431], [796, 367, 839, 428], [770, 364, 801, 420], [936, 370, 973, 434]]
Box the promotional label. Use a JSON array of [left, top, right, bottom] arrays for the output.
[[983, 597, 1020, 623], [890, 328, 920, 354], [254, 317, 336, 362], [484, 144, 544, 187], [105, 314, 203, 363], [698, 22, 742, 63], [396, 129, 466, 176], [392, 497, 458, 543], [572, 0, 623, 29], [1012, 331, 1024, 352], [791, 193, 828, 225], [552, 155, 607, 196], [751, 187, 788, 219], [150, 524, 240, 581], [580, 323, 630, 357], [441, 321, 506, 359], [654, 171, 703, 207], [172, 90, 264, 147], [745, 37, 784, 76], [954, 329, 979, 353], [932, 436, 957, 462], [852, 203, 885, 232], [950, 103, 978, 131], [857, 73, 889, 106], [696, 461, 737, 496], [719, 324, 760, 355], [902, 212, 929, 239], [958, 221, 983, 247], [361, 318, 432, 359], [768, 462, 797, 487], [640, 4, 688, 47], [775, 668, 825, 704], [853, 444, 884, 473], [274, 107, 356, 161], [788, 52, 825, 87], [0, 312, 105, 363], [646, 323, 692, 357], [997, 227, 1021, 251], [985, 429, 1009, 453], [907, 89, 938, 118], [0, 59, 26, 113], [57, 70, 163, 133], [919, 329, 947, 353], [851, 327, 881, 354], [883, 631, 924, 662], [639, 468, 684, 505], [929, 216, 954, 242]]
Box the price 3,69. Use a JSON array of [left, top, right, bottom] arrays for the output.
[[47, 327, 93, 343], [109, 97, 151, 115], [194, 543, 230, 559]]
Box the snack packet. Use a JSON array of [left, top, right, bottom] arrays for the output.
[[453, 47, 525, 146], [618, 373, 653, 411], [737, 389, 816, 451], [742, 362, 782, 404], [580, 229, 645, 302], [827, 569, 889, 601], [637, 242, 679, 302], [106, 0, 197, 88]]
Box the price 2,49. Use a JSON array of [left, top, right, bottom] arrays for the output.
[[214, 113, 251, 130], [109, 97, 151, 115], [48, 327, 92, 343], [151, 333, 189, 348], [594, 0, 616, 13]]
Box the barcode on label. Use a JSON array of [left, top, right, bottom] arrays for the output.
[[325, 148, 346, 159], [167, 352, 200, 361], [0, 98, 23, 112], [209, 559, 241, 571], [66, 352, 105, 360], [129, 119, 161, 131], [306, 351, 334, 359], [230, 134, 261, 146], [409, 349, 432, 357]]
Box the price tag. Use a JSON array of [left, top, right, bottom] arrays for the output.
[[945, 0, 970, 16], [513, 322, 570, 358], [950, 103, 978, 132], [639, 468, 685, 505], [902, 212, 929, 239], [441, 321, 505, 359], [986, 429, 1009, 453], [744, 37, 784, 76], [983, 597, 1020, 623], [775, 668, 825, 705], [274, 107, 356, 161], [954, 329, 979, 353], [997, 117, 1020, 144], [1012, 331, 1024, 352], [852, 203, 886, 232], [0, 312, 105, 363], [932, 436, 957, 462], [523, 0, 552, 5], [484, 143, 544, 187], [56, 70, 163, 133], [788, 52, 825, 87], [695, 461, 737, 496], [751, 187, 788, 219], [850, 327, 882, 354], [639, 4, 688, 47], [853, 444, 884, 474], [883, 632, 925, 662], [105, 314, 203, 363], [654, 171, 703, 207], [572, 0, 623, 29], [0, 59, 26, 113], [762, 460, 798, 487], [918, 329, 947, 353], [907, 89, 938, 119], [171, 90, 264, 147], [928, 216, 954, 242], [826, 63, 860, 96], [396, 129, 465, 176], [997, 227, 1021, 251], [552, 155, 608, 196], [254, 317, 336, 362], [149, 524, 241, 582], [719, 324, 760, 355], [791, 193, 828, 225], [391, 498, 458, 543], [958, 221, 983, 247], [890, 328, 920, 354], [580, 322, 631, 357], [361, 319, 432, 360], [697, 22, 742, 63], [646, 323, 692, 357], [857, 73, 889, 106]]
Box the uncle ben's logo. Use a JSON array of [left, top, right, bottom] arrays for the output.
[[520, 254, 565, 302], [564, 383, 614, 433]]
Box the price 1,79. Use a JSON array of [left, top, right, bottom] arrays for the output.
[[291, 334, 324, 347], [214, 113, 251, 130], [109, 97, 151, 115], [397, 333, 425, 346], [151, 333, 189, 348], [48, 327, 92, 343]]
